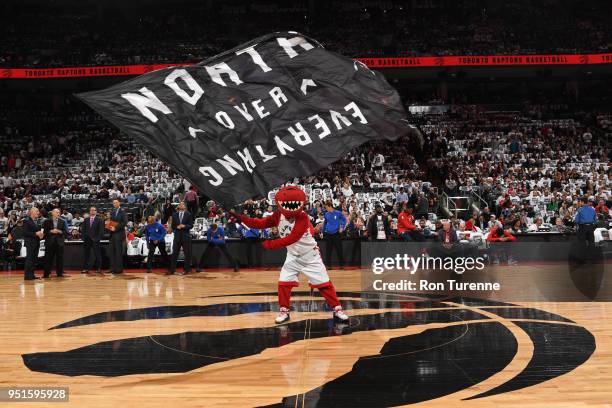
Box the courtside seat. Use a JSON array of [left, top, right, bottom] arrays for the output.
[[594, 228, 610, 245]]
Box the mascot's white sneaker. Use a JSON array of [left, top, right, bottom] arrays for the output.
[[333, 306, 349, 322], [275, 307, 290, 324]]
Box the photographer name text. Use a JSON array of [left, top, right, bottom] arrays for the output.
[[372, 279, 500, 292]]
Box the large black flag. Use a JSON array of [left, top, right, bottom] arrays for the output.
[[77, 31, 416, 206]]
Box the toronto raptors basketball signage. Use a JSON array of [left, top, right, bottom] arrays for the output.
[[77, 31, 416, 206], [5, 53, 612, 79]]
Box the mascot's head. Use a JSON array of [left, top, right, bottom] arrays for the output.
[[275, 186, 306, 218]]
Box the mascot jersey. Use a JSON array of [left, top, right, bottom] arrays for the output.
[[236, 186, 344, 312], [237, 186, 318, 256], [273, 212, 317, 257]]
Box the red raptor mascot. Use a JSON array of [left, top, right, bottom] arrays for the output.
[[232, 186, 349, 324]]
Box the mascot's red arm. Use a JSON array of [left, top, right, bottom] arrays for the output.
[[238, 211, 280, 229], [235, 210, 309, 250], [262, 212, 310, 250]]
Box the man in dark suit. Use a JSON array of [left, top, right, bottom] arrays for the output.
[[107, 198, 128, 274], [23, 207, 44, 280], [81, 206, 105, 274], [169, 201, 193, 275], [42, 208, 67, 278]]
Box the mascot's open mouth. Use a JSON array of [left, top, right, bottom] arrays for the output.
[[274, 186, 307, 216], [278, 200, 304, 211]]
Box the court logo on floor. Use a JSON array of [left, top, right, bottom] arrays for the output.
[[22, 292, 594, 406]]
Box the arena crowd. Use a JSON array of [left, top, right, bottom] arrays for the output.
[[1, 100, 610, 255], [1, 0, 611, 274]]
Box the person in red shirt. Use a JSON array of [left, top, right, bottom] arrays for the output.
[[487, 224, 517, 242], [397, 205, 425, 242], [487, 223, 517, 265], [595, 199, 610, 218], [465, 214, 477, 231], [7, 156, 15, 171], [500, 194, 513, 210], [184, 186, 199, 217]]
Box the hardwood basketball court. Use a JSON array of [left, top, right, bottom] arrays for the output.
[[0, 267, 610, 407]]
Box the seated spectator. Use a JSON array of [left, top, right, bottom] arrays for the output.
[[417, 217, 434, 238], [510, 219, 527, 234], [197, 223, 239, 272], [432, 220, 464, 263], [464, 213, 478, 232], [528, 217, 544, 232], [595, 199, 610, 219], [144, 215, 169, 273], [487, 223, 517, 265], [487, 224, 517, 242], [553, 217, 571, 233], [397, 205, 424, 242], [436, 221, 458, 244]]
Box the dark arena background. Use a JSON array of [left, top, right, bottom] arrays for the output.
[[0, 1, 611, 407]]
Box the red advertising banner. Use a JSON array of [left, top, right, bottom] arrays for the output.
[[2, 53, 612, 79], [357, 53, 612, 68], [0, 64, 189, 79]]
